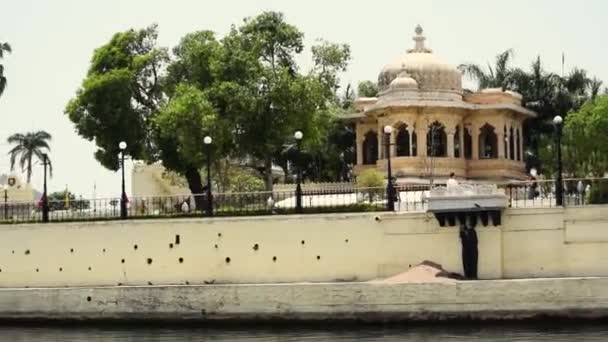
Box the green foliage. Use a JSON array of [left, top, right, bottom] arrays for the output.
[[65, 25, 167, 171], [229, 169, 265, 193], [154, 84, 218, 167], [357, 169, 385, 188], [0, 41, 11, 98], [459, 49, 515, 90], [47, 191, 90, 210], [588, 181, 608, 204], [7, 131, 52, 183], [357, 80, 379, 97]]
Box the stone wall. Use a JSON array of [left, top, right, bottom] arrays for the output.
[[0, 206, 605, 288]]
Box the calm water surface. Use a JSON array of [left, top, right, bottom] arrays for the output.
[[0, 324, 607, 341]]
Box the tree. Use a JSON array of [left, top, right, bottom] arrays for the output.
[[7, 131, 52, 183], [66, 25, 167, 171], [0, 41, 11, 98], [459, 49, 516, 90], [357, 80, 379, 97]]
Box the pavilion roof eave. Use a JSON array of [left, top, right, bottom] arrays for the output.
[[364, 100, 537, 118]]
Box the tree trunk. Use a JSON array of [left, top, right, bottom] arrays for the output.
[[184, 166, 204, 211], [264, 154, 273, 193]]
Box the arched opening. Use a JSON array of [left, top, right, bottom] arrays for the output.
[[509, 127, 515, 160], [479, 124, 498, 159], [454, 125, 461, 158], [362, 131, 378, 165], [396, 124, 410, 157], [427, 122, 447, 157], [516, 128, 521, 161], [464, 128, 472, 159], [411, 131, 418, 156]]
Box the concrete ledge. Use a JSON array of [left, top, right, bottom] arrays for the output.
[[2, 277, 608, 322]]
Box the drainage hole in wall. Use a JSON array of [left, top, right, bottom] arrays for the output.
[[0, 269, 2, 273], [35, 268, 39, 273], [169, 243, 174, 249], [148, 281, 153, 285], [70, 248, 74, 253], [272, 256, 277, 262], [86, 296, 91, 302], [133, 244, 138, 250], [121, 259, 125, 264], [301, 240, 305, 245], [179, 257, 184, 263], [316, 255, 321, 261], [147, 258, 153, 265], [175, 234, 181, 245], [185, 281, 190, 285], [59, 267, 63, 272], [11, 250, 14, 254], [345, 239, 349, 243], [225, 257, 231, 264], [253, 243, 259, 251], [218, 233, 222, 238], [409, 264, 412, 268], [25, 250, 30, 255], [88, 267, 92, 271], [102, 248, 106, 253], [214, 244, 218, 249], [117, 282, 122, 286]]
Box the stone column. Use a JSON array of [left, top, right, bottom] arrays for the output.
[[356, 138, 363, 165], [519, 126, 524, 162], [390, 130, 397, 158], [505, 125, 511, 161], [471, 125, 479, 160], [417, 129, 427, 157], [459, 126, 465, 159], [447, 132, 455, 158], [497, 133, 505, 159], [408, 127, 414, 157]]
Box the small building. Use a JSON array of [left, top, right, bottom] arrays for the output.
[[0, 174, 36, 203], [348, 26, 536, 181]]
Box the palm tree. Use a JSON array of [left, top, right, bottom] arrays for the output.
[[7, 131, 53, 183], [0, 42, 11, 98], [458, 49, 516, 90]]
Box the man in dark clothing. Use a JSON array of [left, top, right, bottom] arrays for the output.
[[459, 221, 478, 279]]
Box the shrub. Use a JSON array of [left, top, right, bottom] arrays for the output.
[[588, 181, 608, 204]]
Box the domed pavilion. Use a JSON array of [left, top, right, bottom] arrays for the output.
[[348, 26, 536, 181]]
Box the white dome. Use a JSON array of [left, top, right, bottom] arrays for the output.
[[389, 71, 418, 90], [377, 26, 462, 95]]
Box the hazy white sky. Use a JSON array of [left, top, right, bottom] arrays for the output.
[[0, 0, 606, 198]]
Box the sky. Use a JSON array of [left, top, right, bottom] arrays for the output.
[[0, 0, 606, 198]]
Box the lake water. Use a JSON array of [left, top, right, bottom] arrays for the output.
[[0, 324, 606, 341]]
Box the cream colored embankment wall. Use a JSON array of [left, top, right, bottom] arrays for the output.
[[0, 206, 606, 287]]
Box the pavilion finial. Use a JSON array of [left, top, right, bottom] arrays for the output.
[[408, 25, 432, 53]]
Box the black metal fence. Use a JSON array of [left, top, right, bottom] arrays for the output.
[[1, 178, 606, 224], [0, 187, 388, 224]]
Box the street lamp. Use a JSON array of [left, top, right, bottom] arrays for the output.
[[384, 125, 395, 211], [294, 130, 303, 213], [119, 141, 128, 219], [553, 115, 564, 206], [203, 136, 213, 217], [42, 153, 50, 223]]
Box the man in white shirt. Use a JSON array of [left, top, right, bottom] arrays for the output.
[[447, 172, 459, 192]]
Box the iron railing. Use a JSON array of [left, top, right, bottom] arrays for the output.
[[0, 178, 606, 224]]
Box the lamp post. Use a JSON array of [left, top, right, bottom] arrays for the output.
[[384, 125, 395, 211], [119, 141, 128, 219], [294, 131, 304, 213], [203, 136, 213, 217], [42, 153, 49, 223], [553, 115, 564, 206]]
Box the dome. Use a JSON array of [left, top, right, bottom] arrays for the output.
[[377, 26, 462, 95], [389, 71, 418, 90]]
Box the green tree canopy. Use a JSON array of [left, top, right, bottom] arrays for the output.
[[357, 80, 379, 97]]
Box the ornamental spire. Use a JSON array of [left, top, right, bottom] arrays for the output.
[[407, 25, 432, 53]]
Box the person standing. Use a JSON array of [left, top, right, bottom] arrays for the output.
[[447, 172, 459, 192], [459, 220, 478, 279]]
